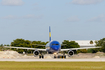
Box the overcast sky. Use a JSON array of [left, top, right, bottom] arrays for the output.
[[0, 0, 105, 44]]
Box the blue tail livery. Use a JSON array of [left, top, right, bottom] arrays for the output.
[[49, 26, 51, 41]]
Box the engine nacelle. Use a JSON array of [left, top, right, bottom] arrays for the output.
[[68, 50, 74, 57], [33, 50, 40, 56]]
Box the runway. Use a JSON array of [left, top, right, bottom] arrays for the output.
[[0, 58, 105, 62]]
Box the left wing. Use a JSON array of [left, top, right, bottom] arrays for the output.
[[61, 46, 101, 51], [4, 46, 46, 51]]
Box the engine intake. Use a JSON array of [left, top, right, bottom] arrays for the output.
[[68, 50, 74, 57], [33, 50, 40, 56]]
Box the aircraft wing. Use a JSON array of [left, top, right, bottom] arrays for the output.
[[4, 46, 46, 51], [61, 46, 101, 51], [32, 44, 46, 46]]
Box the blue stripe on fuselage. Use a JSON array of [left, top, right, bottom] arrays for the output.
[[50, 41, 61, 51]]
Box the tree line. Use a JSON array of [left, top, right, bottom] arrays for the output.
[[1, 38, 105, 53]]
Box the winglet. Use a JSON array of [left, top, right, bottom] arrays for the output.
[[49, 26, 51, 41]]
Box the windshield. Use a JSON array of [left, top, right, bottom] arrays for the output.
[[52, 44, 59, 45]]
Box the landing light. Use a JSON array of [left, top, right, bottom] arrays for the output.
[[54, 53, 57, 55]]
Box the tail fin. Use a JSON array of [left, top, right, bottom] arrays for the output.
[[49, 26, 51, 41]]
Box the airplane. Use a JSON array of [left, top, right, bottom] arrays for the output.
[[4, 26, 101, 58]]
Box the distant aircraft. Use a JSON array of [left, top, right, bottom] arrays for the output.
[[4, 26, 100, 58]]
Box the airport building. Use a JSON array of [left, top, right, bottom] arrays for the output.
[[69, 40, 96, 47]]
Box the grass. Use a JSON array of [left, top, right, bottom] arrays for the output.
[[0, 62, 105, 70]]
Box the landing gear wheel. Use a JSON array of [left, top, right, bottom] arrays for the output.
[[39, 55, 41, 58], [42, 55, 44, 59], [64, 56, 66, 58], [54, 56, 57, 58]]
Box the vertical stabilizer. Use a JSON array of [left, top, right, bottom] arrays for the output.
[[49, 26, 51, 41]]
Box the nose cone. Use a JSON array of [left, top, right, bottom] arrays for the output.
[[52, 46, 60, 51]]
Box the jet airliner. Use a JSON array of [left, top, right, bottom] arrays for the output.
[[4, 26, 100, 58]]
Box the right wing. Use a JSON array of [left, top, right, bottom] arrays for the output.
[[32, 44, 46, 46], [4, 46, 46, 51]]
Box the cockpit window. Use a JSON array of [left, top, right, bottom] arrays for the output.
[[52, 44, 59, 45]]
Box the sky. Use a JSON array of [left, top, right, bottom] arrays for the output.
[[0, 0, 105, 44]]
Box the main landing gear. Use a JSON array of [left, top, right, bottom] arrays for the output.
[[38, 51, 44, 59], [39, 54, 44, 59]]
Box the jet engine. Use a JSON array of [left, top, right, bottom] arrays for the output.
[[68, 50, 74, 57], [33, 50, 40, 56]]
